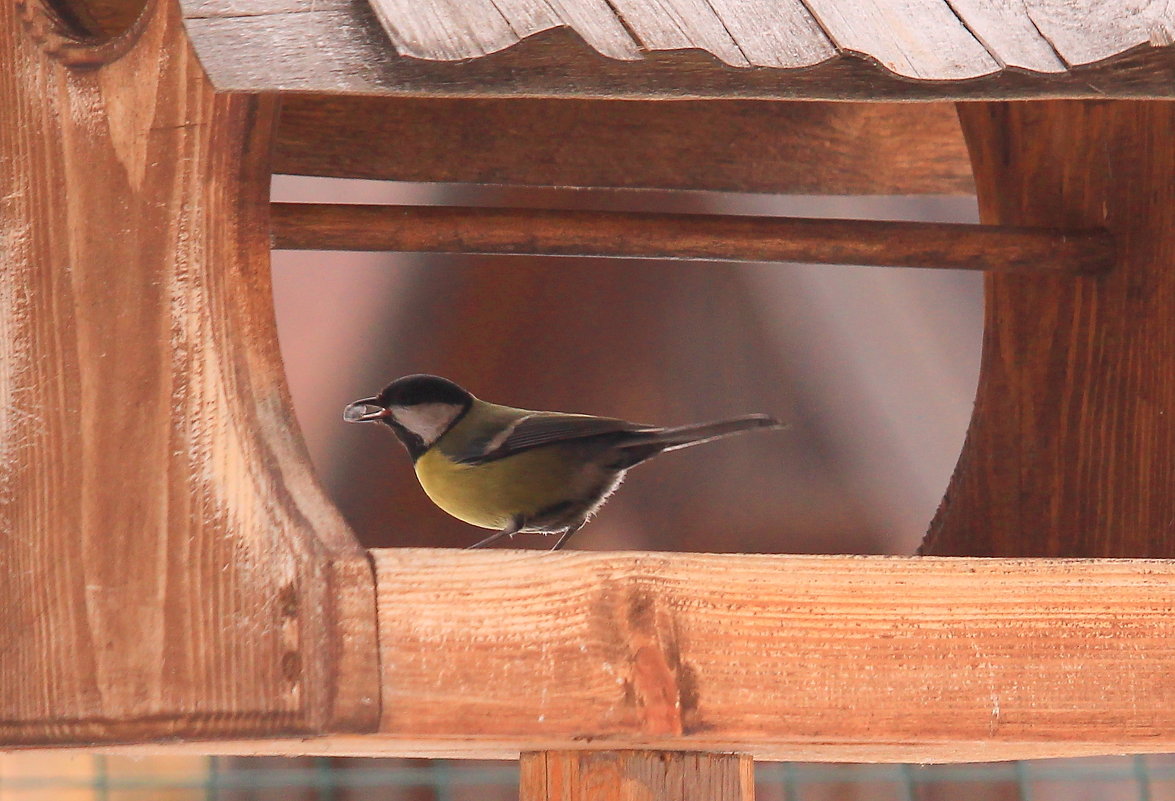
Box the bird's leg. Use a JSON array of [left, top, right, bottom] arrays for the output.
[[465, 517, 523, 550], [550, 520, 585, 551]]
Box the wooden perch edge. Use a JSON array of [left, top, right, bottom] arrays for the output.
[[85, 550, 1175, 763], [369, 549, 1175, 762], [270, 203, 1114, 274]]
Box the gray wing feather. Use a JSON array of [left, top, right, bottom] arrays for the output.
[[453, 413, 655, 465]]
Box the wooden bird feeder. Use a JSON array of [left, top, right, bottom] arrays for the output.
[[3, 0, 1175, 796]]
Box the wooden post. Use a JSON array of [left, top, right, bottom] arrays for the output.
[[923, 100, 1175, 558], [0, 0, 379, 743], [521, 752, 754, 801]]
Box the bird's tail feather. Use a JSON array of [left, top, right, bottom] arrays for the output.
[[624, 414, 785, 453]]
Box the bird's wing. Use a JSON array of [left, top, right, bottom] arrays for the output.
[[450, 413, 657, 465]]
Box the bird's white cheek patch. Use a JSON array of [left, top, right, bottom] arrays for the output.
[[392, 403, 461, 446]]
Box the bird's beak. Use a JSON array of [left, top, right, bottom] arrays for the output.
[[343, 397, 391, 423]]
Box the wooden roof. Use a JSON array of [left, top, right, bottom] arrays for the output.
[[181, 0, 1175, 99]]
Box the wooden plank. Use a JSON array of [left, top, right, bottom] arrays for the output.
[[797, 0, 999, 79], [273, 97, 976, 195], [367, 550, 1175, 761], [178, 0, 1175, 99], [923, 100, 1175, 558], [366, 0, 521, 61], [366, 0, 641, 60], [359, 0, 1128, 77], [603, 0, 752, 67], [269, 203, 1113, 275], [701, 0, 834, 68], [0, 0, 379, 744], [519, 752, 754, 801], [942, 0, 1066, 72], [366, 0, 834, 67], [66, 733, 1175, 762], [534, 0, 642, 61], [1025, 0, 1175, 66]]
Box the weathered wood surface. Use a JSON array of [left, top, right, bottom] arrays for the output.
[[923, 100, 1175, 558], [0, 0, 379, 744], [364, 550, 1175, 762], [520, 752, 754, 801], [270, 203, 1113, 275], [351, 0, 1174, 76], [274, 97, 976, 195], [180, 0, 1175, 98]]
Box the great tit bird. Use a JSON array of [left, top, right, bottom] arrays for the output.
[[344, 374, 783, 550]]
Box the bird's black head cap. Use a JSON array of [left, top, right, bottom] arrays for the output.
[[377, 374, 474, 409]]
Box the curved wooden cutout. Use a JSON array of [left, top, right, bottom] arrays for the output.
[[0, 0, 378, 742], [923, 101, 1175, 558]]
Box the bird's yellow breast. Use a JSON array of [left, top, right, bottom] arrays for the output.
[[414, 446, 586, 530]]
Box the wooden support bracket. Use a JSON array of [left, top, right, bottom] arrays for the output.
[[924, 100, 1175, 557], [0, 0, 379, 744]]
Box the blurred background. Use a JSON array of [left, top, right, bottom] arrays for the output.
[[6, 129, 1161, 801], [2, 752, 1172, 800], [275, 178, 982, 555]]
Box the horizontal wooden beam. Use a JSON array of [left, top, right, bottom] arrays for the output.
[[52, 551, 1175, 762], [270, 203, 1114, 274], [77, 734, 1175, 763], [30, 550, 1175, 762], [274, 97, 975, 195], [365, 550, 1175, 762]]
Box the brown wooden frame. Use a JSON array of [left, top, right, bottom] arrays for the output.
[[5, 0, 1175, 790], [63, 551, 1175, 763]]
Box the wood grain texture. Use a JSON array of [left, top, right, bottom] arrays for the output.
[[357, 0, 1171, 78], [274, 97, 976, 195], [520, 751, 754, 801], [923, 100, 1175, 558], [269, 203, 1113, 275], [179, 0, 1175, 99], [698, 0, 833, 68], [367, 0, 640, 61], [1026, 0, 1175, 66], [72, 733, 1175, 761], [799, 0, 999, 79], [372, 550, 1175, 762], [0, 0, 379, 744], [944, 0, 1067, 73], [368, 0, 522, 61], [603, 0, 752, 68]]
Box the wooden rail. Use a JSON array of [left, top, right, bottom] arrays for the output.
[[85, 550, 1175, 763], [366, 550, 1175, 762], [274, 98, 976, 195], [270, 203, 1114, 274]]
